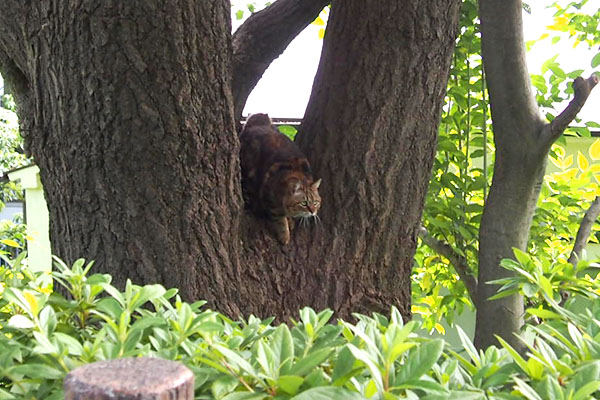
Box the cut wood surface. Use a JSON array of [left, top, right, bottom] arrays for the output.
[[64, 357, 194, 400]]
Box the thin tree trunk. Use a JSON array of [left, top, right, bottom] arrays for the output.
[[475, 0, 598, 350]]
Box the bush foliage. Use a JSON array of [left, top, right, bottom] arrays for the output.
[[1, 253, 599, 399]]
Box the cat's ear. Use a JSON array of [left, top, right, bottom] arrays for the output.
[[312, 178, 321, 190], [290, 180, 302, 195]]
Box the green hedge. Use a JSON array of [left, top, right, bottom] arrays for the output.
[[1, 253, 599, 399]]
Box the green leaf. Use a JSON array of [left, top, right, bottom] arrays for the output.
[[346, 344, 383, 393], [513, 377, 542, 400], [567, 323, 587, 354], [54, 332, 84, 356], [129, 316, 166, 334], [457, 326, 480, 367], [573, 380, 600, 400], [537, 375, 565, 400], [255, 340, 275, 377], [278, 125, 298, 140], [332, 345, 357, 384], [394, 379, 449, 395], [213, 344, 257, 376], [0, 388, 16, 399], [277, 375, 304, 395], [212, 375, 240, 399], [222, 393, 269, 400], [288, 348, 333, 377], [11, 363, 64, 379], [570, 361, 600, 396], [512, 248, 531, 267], [96, 297, 123, 320], [129, 284, 166, 311], [100, 282, 125, 307], [426, 391, 486, 399], [496, 336, 528, 374], [383, 322, 416, 365], [272, 324, 294, 375], [290, 387, 364, 400], [396, 340, 444, 383], [592, 52, 600, 68]]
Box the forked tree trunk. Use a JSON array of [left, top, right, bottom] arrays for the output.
[[475, 0, 598, 350], [236, 0, 462, 319], [1, 0, 462, 321]]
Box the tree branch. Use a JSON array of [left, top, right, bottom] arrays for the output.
[[417, 226, 478, 303], [0, 1, 30, 76], [232, 0, 329, 120], [0, 47, 29, 97], [568, 196, 600, 265], [548, 75, 599, 142]]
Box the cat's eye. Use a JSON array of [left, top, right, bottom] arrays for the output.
[[301, 201, 308, 206]]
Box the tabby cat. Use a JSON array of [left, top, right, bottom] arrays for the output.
[[240, 113, 321, 245]]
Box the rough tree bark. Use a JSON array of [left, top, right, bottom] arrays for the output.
[[0, 0, 462, 321], [568, 196, 600, 265], [0, 1, 243, 314], [475, 0, 598, 350]]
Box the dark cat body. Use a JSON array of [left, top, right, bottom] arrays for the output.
[[240, 113, 321, 244]]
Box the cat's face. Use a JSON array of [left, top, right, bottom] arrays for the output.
[[285, 178, 321, 218]]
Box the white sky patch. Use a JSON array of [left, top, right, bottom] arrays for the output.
[[232, 9, 324, 119], [523, 3, 599, 124], [234, 1, 598, 123]]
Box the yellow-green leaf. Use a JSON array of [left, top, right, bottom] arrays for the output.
[[365, 379, 378, 398], [563, 154, 573, 168], [24, 291, 39, 317], [434, 323, 445, 335], [526, 308, 561, 320], [526, 357, 544, 380], [0, 239, 21, 248], [318, 28, 325, 40], [589, 139, 600, 160], [313, 16, 325, 26], [577, 151, 589, 171], [539, 276, 554, 299]]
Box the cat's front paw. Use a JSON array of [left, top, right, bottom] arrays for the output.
[[277, 231, 291, 245], [271, 217, 291, 245]]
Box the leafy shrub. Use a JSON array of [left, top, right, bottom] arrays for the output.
[[1, 253, 600, 399], [0, 95, 30, 210]]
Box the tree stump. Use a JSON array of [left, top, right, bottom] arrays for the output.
[[64, 357, 194, 400]]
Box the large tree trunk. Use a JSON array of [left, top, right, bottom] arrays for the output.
[[0, 1, 243, 313], [1, 0, 462, 321], [475, 0, 598, 350]]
